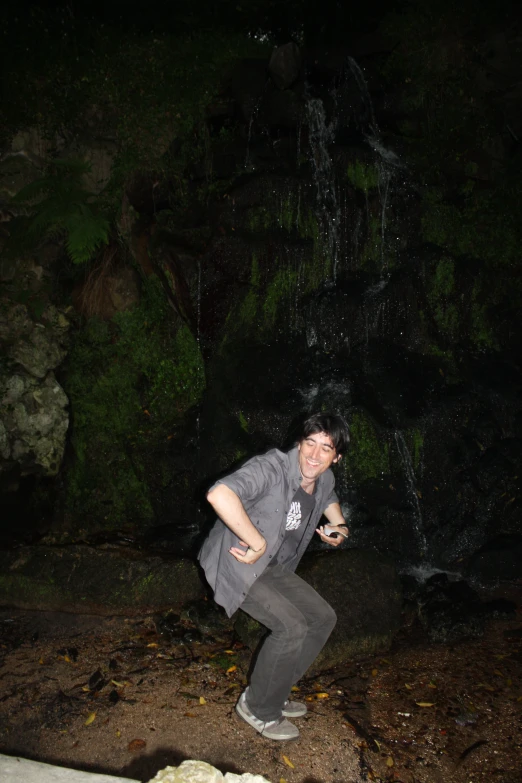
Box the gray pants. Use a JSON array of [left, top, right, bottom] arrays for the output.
[[241, 565, 337, 721]]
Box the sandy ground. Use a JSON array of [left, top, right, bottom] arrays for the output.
[[0, 599, 521, 783]]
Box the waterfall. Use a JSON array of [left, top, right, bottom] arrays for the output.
[[346, 56, 379, 138], [306, 97, 342, 280], [394, 431, 428, 559]]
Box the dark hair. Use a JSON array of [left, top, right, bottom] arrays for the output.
[[300, 412, 350, 456]]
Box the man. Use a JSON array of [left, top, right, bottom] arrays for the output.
[[199, 412, 350, 741]]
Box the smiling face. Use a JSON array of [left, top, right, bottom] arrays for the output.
[[298, 431, 340, 489]]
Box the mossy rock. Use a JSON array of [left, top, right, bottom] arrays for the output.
[[234, 549, 402, 671], [0, 546, 205, 615]]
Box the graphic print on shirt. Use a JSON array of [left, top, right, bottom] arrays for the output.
[[285, 501, 302, 530]]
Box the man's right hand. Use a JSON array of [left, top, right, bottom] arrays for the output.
[[229, 539, 267, 564]]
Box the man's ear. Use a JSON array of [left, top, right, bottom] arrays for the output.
[[333, 454, 341, 463]]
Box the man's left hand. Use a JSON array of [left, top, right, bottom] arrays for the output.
[[315, 525, 349, 547]]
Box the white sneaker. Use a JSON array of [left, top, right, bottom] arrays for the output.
[[282, 699, 307, 718], [236, 692, 299, 740]]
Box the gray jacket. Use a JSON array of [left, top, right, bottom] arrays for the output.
[[198, 446, 338, 617]]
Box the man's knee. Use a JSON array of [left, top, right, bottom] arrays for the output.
[[323, 604, 337, 632]]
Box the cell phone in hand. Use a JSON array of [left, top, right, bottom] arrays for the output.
[[323, 524, 348, 539]]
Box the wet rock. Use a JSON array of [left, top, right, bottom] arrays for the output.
[[268, 43, 302, 90], [235, 549, 403, 669], [466, 534, 522, 583], [417, 574, 485, 643], [181, 599, 232, 635], [0, 546, 205, 615]]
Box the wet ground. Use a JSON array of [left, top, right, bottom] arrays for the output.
[[0, 597, 521, 783]]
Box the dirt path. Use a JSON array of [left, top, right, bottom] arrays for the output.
[[0, 602, 520, 783]]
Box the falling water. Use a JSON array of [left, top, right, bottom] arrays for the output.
[[345, 56, 379, 138], [306, 97, 341, 280], [394, 431, 428, 558], [378, 165, 391, 274], [244, 82, 270, 170]]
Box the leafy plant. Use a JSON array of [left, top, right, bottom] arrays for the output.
[[12, 158, 109, 264]]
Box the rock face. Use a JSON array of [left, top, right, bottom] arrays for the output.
[[0, 546, 205, 615], [235, 550, 403, 667], [0, 283, 70, 476], [0, 370, 69, 475], [268, 43, 302, 90]]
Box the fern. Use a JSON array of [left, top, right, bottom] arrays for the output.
[[12, 158, 110, 264]]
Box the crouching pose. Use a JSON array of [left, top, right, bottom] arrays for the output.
[[198, 413, 350, 740]]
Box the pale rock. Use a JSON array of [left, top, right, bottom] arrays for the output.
[[148, 760, 270, 783]]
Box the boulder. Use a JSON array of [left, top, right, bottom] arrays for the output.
[[0, 546, 205, 615], [235, 549, 403, 669], [149, 761, 269, 783], [0, 300, 69, 379], [0, 370, 69, 475], [268, 43, 302, 90], [417, 574, 485, 643]]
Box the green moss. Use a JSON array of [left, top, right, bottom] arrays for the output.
[[64, 275, 205, 528], [405, 428, 424, 471], [360, 215, 382, 268], [262, 266, 299, 331], [347, 161, 379, 193], [0, 574, 61, 603], [470, 282, 496, 350], [238, 411, 249, 432], [427, 256, 459, 340], [345, 411, 390, 481]]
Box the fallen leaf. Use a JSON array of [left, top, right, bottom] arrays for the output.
[[291, 686, 300, 692], [146, 643, 159, 648], [386, 757, 394, 768], [111, 680, 124, 687], [282, 755, 295, 769], [226, 665, 237, 675], [116, 730, 121, 738], [184, 712, 197, 717], [81, 686, 90, 692], [64, 655, 72, 663], [371, 669, 378, 677], [404, 684, 412, 690], [39, 658, 45, 665], [128, 738, 147, 752], [476, 683, 496, 692], [224, 650, 236, 655], [415, 702, 435, 707], [84, 712, 96, 726], [199, 696, 207, 705], [280, 779, 288, 783], [493, 669, 504, 676], [428, 682, 437, 689]]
